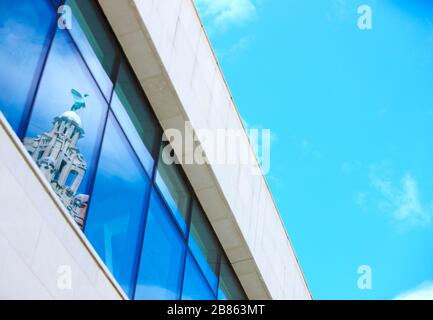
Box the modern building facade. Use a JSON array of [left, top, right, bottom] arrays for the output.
[[0, 0, 311, 300]]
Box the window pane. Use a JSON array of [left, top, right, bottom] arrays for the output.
[[181, 251, 215, 300], [67, 0, 118, 99], [218, 257, 247, 300], [51, 0, 63, 7], [0, 0, 55, 132], [111, 61, 161, 175], [85, 113, 150, 297], [23, 29, 108, 227], [156, 144, 191, 233], [135, 190, 185, 300], [188, 201, 220, 293]]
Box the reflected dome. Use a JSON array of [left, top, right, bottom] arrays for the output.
[[60, 110, 82, 127]]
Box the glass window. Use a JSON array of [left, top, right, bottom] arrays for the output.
[[0, 0, 55, 132], [156, 144, 192, 233], [85, 113, 150, 297], [181, 251, 216, 300], [218, 257, 247, 300], [67, 0, 119, 99], [24, 29, 108, 196], [135, 190, 185, 300], [188, 201, 221, 293], [51, 0, 64, 7], [111, 61, 161, 175]]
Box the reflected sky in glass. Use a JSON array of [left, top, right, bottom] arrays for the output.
[[0, 0, 55, 131], [68, 14, 113, 100], [181, 251, 216, 300], [111, 92, 154, 175], [85, 113, 150, 297], [68, 0, 119, 98], [111, 60, 161, 176], [188, 201, 220, 293], [155, 171, 189, 233], [218, 258, 246, 300], [25, 29, 108, 194], [135, 190, 185, 300], [155, 148, 191, 234], [0, 0, 246, 301]]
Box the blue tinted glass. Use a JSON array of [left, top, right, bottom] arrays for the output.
[[110, 60, 162, 176], [24, 30, 108, 196], [135, 190, 185, 300], [68, 15, 112, 99], [181, 251, 216, 300], [111, 93, 154, 175], [156, 146, 191, 233], [67, 0, 118, 99], [218, 257, 247, 300], [218, 289, 228, 300], [155, 172, 189, 233], [188, 201, 220, 293], [51, 0, 63, 7], [0, 0, 55, 132], [85, 113, 150, 297]]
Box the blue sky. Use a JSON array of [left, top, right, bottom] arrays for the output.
[[195, 0, 433, 299]]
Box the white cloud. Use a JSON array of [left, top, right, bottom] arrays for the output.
[[369, 168, 432, 228], [354, 192, 368, 207], [217, 35, 254, 60], [395, 281, 433, 300], [194, 0, 257, 31]]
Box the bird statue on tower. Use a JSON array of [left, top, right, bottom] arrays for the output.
[[71, 89, 89, 111]]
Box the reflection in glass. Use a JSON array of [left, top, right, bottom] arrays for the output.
[[111, 61, 161, 175], [135, 190, 185, 300], [0, 0, 248, 301], [189, 201, 220, 293], [156, 144, 191, 233], [24, 89, 90, 228], [67, 0, 118, 99], [218, 257, 247, 300], [85, 113, 150, 297], [181, 251, 216, 300], [25, 29, 108, 196], [0, 0, 55, 132]]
